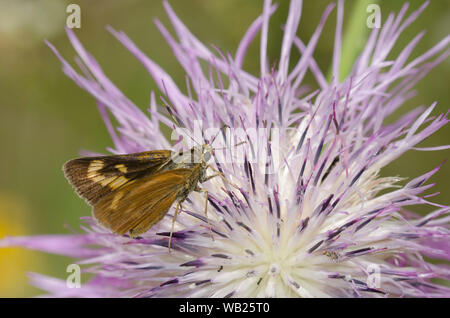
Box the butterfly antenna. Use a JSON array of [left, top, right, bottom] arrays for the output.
[[208, 124, 230, 146], [213, 140, 247, 151], [160, 96, 185, 129], [160, 97, 205, 150]]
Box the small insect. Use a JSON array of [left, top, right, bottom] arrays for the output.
[[63, 141, 234, 250], [322, 250, 340, 262]]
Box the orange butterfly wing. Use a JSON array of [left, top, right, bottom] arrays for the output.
[[92, 169, 192, 237], [63, 150, 173, 205]]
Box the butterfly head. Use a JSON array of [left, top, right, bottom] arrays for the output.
[[201, 143, 214, 164]]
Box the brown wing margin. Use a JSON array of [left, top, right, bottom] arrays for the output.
[[63, 150, 172, 205], [92, 169, 193, 237]]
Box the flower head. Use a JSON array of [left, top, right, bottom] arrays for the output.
[[2, 0, 450, 297]]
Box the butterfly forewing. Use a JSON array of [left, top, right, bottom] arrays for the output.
[[63, 146, 215, 240], [93, 169, 193, 237], [63, 150, 172, 205]]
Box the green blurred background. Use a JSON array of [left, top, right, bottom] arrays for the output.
[[0, 0, 448, 297]]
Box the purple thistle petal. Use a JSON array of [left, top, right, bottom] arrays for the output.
[[0, 234, 108, 258]]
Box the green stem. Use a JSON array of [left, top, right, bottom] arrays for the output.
[[328, 0, 377, 82]]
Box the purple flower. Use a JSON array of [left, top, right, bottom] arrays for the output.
[[2, 0, 450, 297]]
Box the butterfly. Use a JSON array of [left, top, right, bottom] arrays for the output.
[[63, 143, 227, 250]]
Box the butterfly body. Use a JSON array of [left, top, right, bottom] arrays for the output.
[[63, 144, 216, 238]]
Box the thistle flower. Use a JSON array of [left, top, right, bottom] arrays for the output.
[[2, 0, 450, 297]]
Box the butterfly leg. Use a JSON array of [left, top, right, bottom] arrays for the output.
[[206, 165, 240, 190], [200, 189, 215, 242], [193, 188, 215, 242], [202, 173, 221, 183], [168, 201, 181, 253]]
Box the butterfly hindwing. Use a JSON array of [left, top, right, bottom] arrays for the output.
[[63, 150, 172, 205], [92, 169, 193, 237]]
